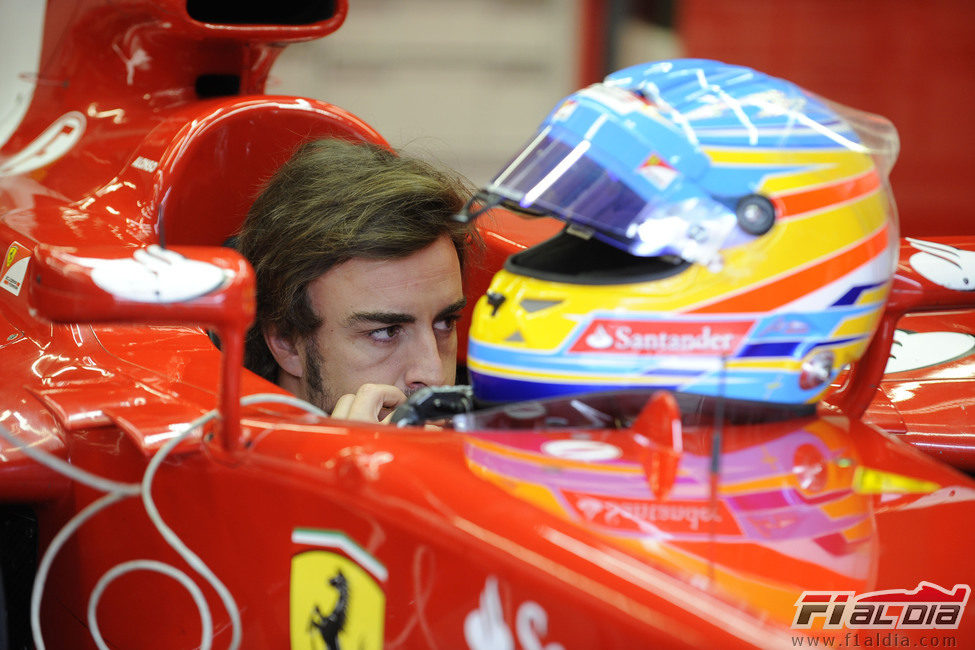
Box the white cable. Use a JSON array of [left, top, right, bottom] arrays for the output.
[[240, 392, 327, 416], [30, 491, 133, 650], [141, 410, 243, 650], [132, 394, 328, 647], [88, 560, 213, 650], [0, 425, 140, 495], [14, 392, 328, 650]]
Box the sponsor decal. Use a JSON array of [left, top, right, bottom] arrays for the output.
[[1, 241, 29, 296], [885, 329, 975, 374], [551, 99, 577, 122], [637, 152, 678, 190], [290, 530, 385, 650], [579, 83, 649, 116], [569, 318, 754, 356], [792, 582, 969, 630], [563, 489, 742, 536], [83, 245, 226, 303], [465, 576, 564, 650], [756, 316, 811, 337], [540, 439, 621, 462], [906, 237, 975, 292]]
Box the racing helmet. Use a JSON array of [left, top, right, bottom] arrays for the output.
[[465, 59, 900, 406]]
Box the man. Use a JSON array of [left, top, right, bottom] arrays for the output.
[[236, 138, 474, 423]]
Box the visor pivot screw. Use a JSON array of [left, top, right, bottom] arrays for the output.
[[736, 195, 776, 235]]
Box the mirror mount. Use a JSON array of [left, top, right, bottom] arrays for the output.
[[29, 244, 255, 451], [826, 236, 975, 419]]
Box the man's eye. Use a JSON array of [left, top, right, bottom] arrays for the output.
[[368, 326, 401, 342], [434, 315, 460, 332]]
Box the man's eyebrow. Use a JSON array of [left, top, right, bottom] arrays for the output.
[[345, 298, 467, 328], [436, 297, 468, 320], [346, 311, 415, 327]]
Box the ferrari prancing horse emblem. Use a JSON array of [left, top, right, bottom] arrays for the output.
[[290, 531, 385, 650]]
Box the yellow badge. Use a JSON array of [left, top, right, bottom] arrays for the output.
[[1, 242, 30, 296], [290, 531, 385, 650]]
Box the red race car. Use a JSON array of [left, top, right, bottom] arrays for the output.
[[0, 1, 972, 648]]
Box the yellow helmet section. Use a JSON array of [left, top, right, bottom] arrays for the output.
[[466, 59, 898, 405]]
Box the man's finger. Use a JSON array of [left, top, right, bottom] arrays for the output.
[[330, 393, 356, 420], [333, 384, 407, 424]]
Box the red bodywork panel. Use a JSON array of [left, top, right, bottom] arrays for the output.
[[1, 1, 973, 648]]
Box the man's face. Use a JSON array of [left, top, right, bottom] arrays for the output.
[[298, 235, 465, 413]]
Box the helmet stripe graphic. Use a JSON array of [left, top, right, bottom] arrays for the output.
[[776, 170, 881, 220], [688, 224, 891, 314]]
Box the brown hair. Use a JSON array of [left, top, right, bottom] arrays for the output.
[[237, 138, 474, 382]]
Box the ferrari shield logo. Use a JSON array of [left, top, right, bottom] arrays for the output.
[[1, 242, 30, 296], [290, 532, 385, 650]]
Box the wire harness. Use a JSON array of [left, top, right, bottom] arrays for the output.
[[0, 392, 326, 650]]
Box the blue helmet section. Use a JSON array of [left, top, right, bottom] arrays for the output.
[[486, 59, 863, 261]]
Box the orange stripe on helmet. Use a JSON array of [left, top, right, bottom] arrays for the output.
[[772, 170, 882, 219], [689, 223, 891, 314]]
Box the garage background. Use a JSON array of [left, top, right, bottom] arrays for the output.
[[272, 0, 975, 238]]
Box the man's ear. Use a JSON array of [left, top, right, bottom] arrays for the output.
[[263, 325, 303, 379]]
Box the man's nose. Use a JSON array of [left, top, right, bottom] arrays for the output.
[[404, 329, 447, 389]]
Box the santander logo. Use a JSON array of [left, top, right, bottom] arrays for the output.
[[570, 319, 754, 356]]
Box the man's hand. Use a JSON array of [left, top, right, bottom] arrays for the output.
[[330, 383, 408, 424]]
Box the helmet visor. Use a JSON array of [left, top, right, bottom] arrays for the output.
[[484, 130, 650, 251], [481, 129, 739, 266]]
